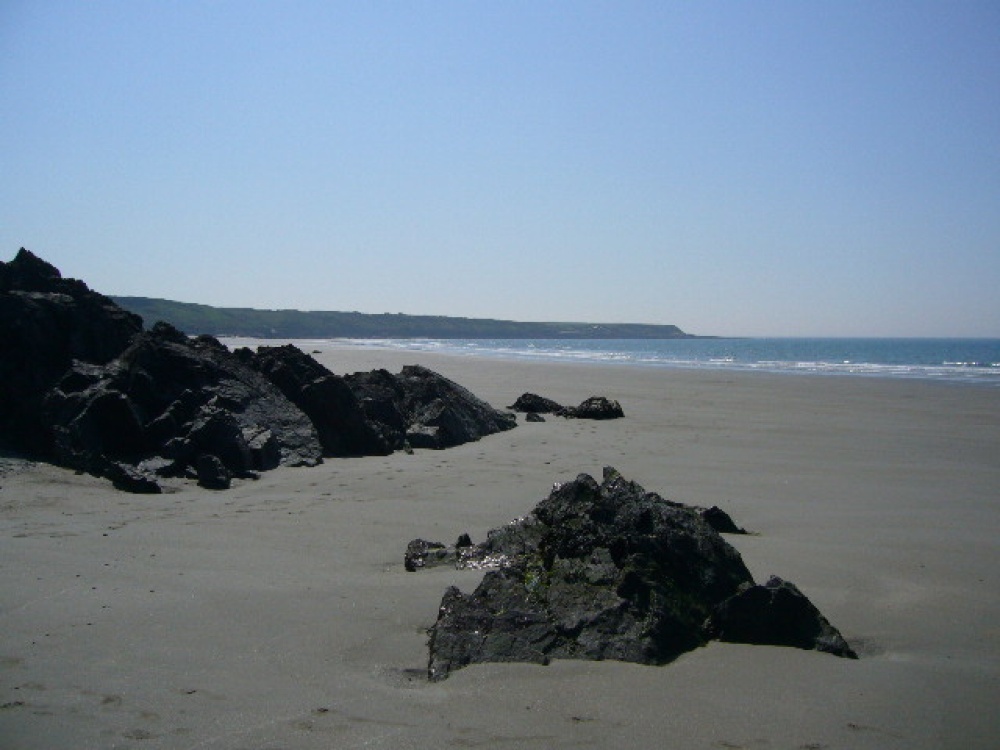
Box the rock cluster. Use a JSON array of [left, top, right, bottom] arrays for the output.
[[43, 323, 324, 491], [412, 468, 856, 680], [509, 392, 624, 420], [1, 249, 516, 491]]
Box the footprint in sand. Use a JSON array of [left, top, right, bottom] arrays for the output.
[[122, 728, 157, 740]]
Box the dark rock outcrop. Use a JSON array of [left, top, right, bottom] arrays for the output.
[[0, 249, 142, 454], [239, 344, 391, 457], [699, 505, 746, 535], [404, 539, 450, 572], [508, 393, 624, 420], [705, 576, 858, 658], [104, 460, 163, 494], [196, 453, 232, 491], [345, 365, 516, 450], [2, 250, 520, 491], [41, 327, 515, 489], [420, 468, 854, 680], [425, 468, 753, 679], [561, 396, 624, 420], [508, 393, 565, 414], [42, 322, 325, 485]]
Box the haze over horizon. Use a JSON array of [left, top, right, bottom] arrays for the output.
[[2, 2, 998, 338]]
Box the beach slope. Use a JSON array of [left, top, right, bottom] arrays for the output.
[[2, 345, 998, 749]]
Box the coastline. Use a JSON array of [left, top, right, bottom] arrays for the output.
[[2, 343, 998, 748], [258, 336, 1000, 387]]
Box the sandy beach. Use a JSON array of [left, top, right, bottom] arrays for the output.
[[2, 344, 998, 749]]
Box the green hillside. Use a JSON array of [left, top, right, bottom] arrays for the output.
[[113, 297, 699, 340]]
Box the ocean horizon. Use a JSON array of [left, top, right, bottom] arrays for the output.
[[302, 336, 1000, 386]]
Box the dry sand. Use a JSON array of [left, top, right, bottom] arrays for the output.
[[2, 342, 999, 749]]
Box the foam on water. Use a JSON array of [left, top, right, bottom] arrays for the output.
[[318, 337, 1000, 386]]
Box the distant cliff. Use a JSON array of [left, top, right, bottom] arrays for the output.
[[113, 297, 700, 340]]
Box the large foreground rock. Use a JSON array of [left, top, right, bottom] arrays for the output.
[[422, 468, 855, 680]]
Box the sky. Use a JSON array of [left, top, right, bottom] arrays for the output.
[[1, 1, 998, 337]]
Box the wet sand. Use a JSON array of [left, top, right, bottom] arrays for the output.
[[2, 343, 999, 749]]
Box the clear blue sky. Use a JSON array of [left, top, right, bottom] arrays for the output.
[[2, 1, 998, 336]]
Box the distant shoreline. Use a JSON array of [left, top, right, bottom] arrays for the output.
[[221, 335, 1000, 388], [113, 296, 708, 340]]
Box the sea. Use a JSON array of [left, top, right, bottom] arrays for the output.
[[323, 337, 1000, 387]]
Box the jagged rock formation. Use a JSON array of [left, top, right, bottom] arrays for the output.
[[1, 249, 518, 491], [345, 366, 516, 450], [416, 468, 855, 680], [41, 322, 325, 487], [236, 344, 391, 457], [0, 249, 142, 455]]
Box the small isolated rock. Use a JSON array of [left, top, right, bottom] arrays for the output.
[[404, 539, 449, 571], [508, 393, 565, 414], [104, 461, 161, 494], [196, 454, 231, 490], [562, 396, 624, 420], [699, 505, 746, 534], [705, 576, 858, 658], [525, 412, 545, 423]]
